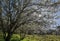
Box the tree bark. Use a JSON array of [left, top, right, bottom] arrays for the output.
[[4, 33, 12, 41], [5, 37, 11, 41]]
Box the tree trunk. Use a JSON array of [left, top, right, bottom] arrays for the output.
[[5, 37, 11, 41], [4, 33, 12, 41]]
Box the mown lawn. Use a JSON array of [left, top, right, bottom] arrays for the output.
[[0, 34, 60, 41]]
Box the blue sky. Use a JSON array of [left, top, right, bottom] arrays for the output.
[[55, 11, 60, 26]]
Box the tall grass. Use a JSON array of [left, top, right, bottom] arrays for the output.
[[0, 34, 60, 41]]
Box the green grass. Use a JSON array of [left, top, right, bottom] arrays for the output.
[[0, 34, 60, 41], [22, 35, 60, 41]]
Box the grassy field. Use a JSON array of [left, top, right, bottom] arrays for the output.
[[0, 34, 60, 41]]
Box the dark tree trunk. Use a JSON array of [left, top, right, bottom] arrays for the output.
[[5, 37, 11, 41], [4, 33, 12, 41]]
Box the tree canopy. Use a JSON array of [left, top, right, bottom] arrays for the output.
[[0, 0, 60, 41]]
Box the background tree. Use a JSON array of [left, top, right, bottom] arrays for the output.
[[56, 26, 60, 35], [0, 0, 60, 41]]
